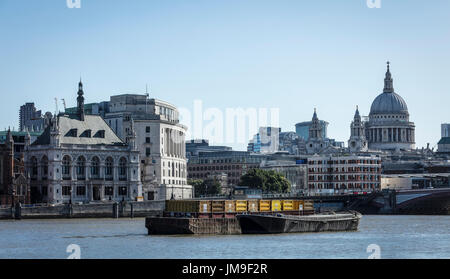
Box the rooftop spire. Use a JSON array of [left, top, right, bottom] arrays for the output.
[[383, 61, 394, 93], [312, 108, 318, 120], [354, 105, 361, 119], [77, 79, 85, 121]]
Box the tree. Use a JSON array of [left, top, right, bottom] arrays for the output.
[[239, 168, 291, 193], [188, 179, 205, 197], [189, 178, 222, 197], [204, 178, 222, 196]]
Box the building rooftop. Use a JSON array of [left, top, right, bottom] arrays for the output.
[[33, 115, 124, 146], [438, 137, 450, 145]]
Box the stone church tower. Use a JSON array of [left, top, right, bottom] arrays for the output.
[[306, 109, 328, 154], [348, 106, 368, 153]]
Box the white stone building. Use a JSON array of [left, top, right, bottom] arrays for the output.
[[25, 81, 142, 205], [365, 62, 416, 151], [104, 94, 192, 201]]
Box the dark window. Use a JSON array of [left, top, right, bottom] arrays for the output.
[[76, 156, 86, 180], [105, 187, 114, 196], [119, 158, 127, 180], [148, 191, 155, 200], [62, 186, 71, 196], [80, 130, 92, 138], [146, 126, 151, 133], [119, 187, 127, 196], [93, 130, 105, 138], [62, 156, 71, 180], [76, 186, 86, 196], [91, 157, 100, 177], [65, 129, 78, 137], [105, 157, 113, 180]]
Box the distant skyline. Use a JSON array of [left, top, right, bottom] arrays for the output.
[[1, 0, 449, 151]]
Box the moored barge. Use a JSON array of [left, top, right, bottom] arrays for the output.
[[236, 211, 362, 234], [145, 199, 362, 235]]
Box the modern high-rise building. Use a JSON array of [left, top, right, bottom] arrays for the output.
[[247, 127, 281, 154], [104, 94, 192, 201], [186, 139, 232, 159], [19, 103, 52, 132]]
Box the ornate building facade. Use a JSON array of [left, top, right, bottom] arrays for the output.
[[348, 106, 368, 153], [305, 109, 339, 154], [25, 81, 142, 205], [365, 62, 416, 151]]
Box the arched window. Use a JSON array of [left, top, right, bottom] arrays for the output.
[[91, 156, 100, 178], [119, 157, 127, 181], [105, 157, 114, 180], [76, 156, 86, 180], [62, 155, 71, 180], [41, 156, 49, 180], [31, 157, 38, 180]]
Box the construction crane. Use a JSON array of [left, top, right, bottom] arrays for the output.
[[61, 99, 67, 111], [54, 97, 58, 115]]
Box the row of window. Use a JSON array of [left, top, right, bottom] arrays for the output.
[[192, 158, 261, 164], [308, 167, 380, 173], [308, 160, 380, 165], [308, 183, 380, 189], [39, 186, 128, 197], [30, 155, 128, 181], [308, 175, 380, 181], [188, 165, 245, 172], [62, 186, 128, 196]]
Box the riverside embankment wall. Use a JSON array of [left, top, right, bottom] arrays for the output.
[[0, 201, 165, 220]]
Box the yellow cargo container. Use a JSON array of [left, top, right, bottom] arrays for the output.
[[294, 200, 305, 211], [248, 200, 259, 212], [199, 201, 211, 213], [282, 200, 294, 211], [259, 200, 271, 212], [271, 200, 282, 212], [304, 200, 314, 211], [211, 200, 225, 212], [225, 200, 236, 212], [235, 200, 248, 212]]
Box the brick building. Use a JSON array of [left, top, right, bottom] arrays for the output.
[[0, 130, 30, 206], [187, 151, 266, 187], [307, 154, 381, 194]]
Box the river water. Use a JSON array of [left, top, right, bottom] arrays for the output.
[[0, 215, 449, 259]]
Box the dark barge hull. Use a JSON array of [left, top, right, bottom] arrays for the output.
[[236, 212, 362, 234], [146, 217, 242, 235]]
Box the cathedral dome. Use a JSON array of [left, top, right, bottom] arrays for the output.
[[369, 62, 408, 115], [370, 92, 408, 115]]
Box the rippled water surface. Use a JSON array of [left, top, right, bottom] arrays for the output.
[[0, 215, 449, 259]]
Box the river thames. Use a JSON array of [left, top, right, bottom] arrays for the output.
[[0, 215, 449, 259]]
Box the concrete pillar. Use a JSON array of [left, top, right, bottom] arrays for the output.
[[71, 163, 76, 181], [113, 202, 119, 218], [14, 203, 21, 220]]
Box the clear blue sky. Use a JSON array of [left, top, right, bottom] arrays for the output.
[[1, 0, 449, 151]]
